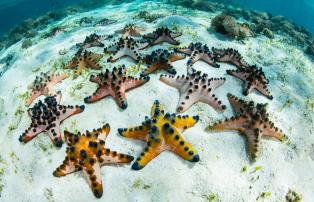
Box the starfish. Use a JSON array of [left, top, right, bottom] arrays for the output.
[[208, 93, 286, 160], [175, 42, 220, 69], [65, 50, 103, 76], [19, 92, 85, 147], [104, 37, 149, 63], [227, 65, 273, 99], [115, 24, 143, 38], [143, 27, 181, 45], [76, 33, 107, 49], [140, 49, 185, 76], [212, 47, 250, 68], [160, 71, 226, 113], [27, 72, 68, 105], [54, 124, 134, 198], [84, 66, 150, 109], [118, 100, 200, 170]]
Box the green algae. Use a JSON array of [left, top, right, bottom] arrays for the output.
[[202, 193, 220, 202]]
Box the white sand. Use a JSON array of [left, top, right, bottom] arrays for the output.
[[0, 1, 313, 201]]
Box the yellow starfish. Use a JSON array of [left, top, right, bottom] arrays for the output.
[[53, 124, 134, 198], [118, 100, 200, 170]]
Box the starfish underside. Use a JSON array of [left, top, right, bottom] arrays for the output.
[[144, 27, 181, 45], [105, 37, 149, 62], [209, 93, 285, 160], [118, 100, 200, 170], [53, 124, 134, 198], [160, 71, 227, 113], [175, 42, 219, 69], [227, 65, 273, 99], [27, 72, 68, 105], [65, 50, 103, 75], [19, 92, 85, 147], [84, 66, 150, 109], [141, 49, 185, 76], [212, 47, 249, 68]]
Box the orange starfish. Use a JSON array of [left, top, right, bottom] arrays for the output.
[[53, 124, 134, 198], [118, 100, 200, 170]]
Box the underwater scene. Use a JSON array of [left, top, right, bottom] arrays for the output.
[[0, 0, 313, 201]]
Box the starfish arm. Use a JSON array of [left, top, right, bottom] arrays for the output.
[[155, 35, 179, 45], [99, 148, 134, 165], [138, 41, 150, 50], [65, 59, 78, 69], [84, 87, 110, 103], [27, 91, 42, 105], [143, 33, 158, 39], [53, 157, 78, 177], [150, 100, 165, 117], [262, 121, 286, 141], [83, 162, 103, 198], [89, 74, 103, 85], [243, 81, 254, 96], [168, 54, 186, 62], [170, 32, 182, 38], [74, 61, 87, 75], [141, 63, 160, 76], [19, 125, 46, 143], [160, 74, 187, 90], [175, 47, 192, 55], [199, 93, 226, 112], [64, 130, 77, 145], [165, 65, 177, 74], [209, 78, 226, 90], [108, 49, 126, 62], [131, 138, 163, 170], [125, 77, 149, 91], [172, 115, 199, 131], [176, 90, 199, 113], [46, 123, 63, 147], [227, 69, 249, 81], [48, 74, 68, 88], [254, 83, 273, 99], [114, 89, 128, 109], [96, 124, 111, 141], [86, 60, 102, 70], [105, 45, 118, 52], [227, 93, 249, 114], [58, 105, 85, 121], [200, 54, 220, 68], [165, 130, 199, 162], [118, 124, 149, 141], [246, 123, 263, 160], [208, 115, 248, 132], [125, 49, 141, 61]]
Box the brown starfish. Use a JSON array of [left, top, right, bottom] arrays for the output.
[[84, 65, 150, 109], [208, 93, 286, 160], [160, 71, 226, 113], [140, 49, 185, 76], [143, 27, 181, 45], [212, 47, 250, 68], [54, 124, 134, 198], [19, 92, 85, 147], [76, 33, 106, 49], [27, 72, 68, 105], [227, 65, 273, 99], [65, 50, 103, 76], [175, 42, 219, 69]]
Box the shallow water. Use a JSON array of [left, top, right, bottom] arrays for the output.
[[0, 0, 313, 201]]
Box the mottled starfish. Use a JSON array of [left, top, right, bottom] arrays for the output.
[[140, 49, 185, 76], [104, 37, 149, 62], [212, 47, 249, 68], [143, 27, 181, 45], [76, 33, 106, 49], [65, 50, 103, 75], [54, 124, 134, 198], [19, 92, 85, 147], [160, 71, 226, 113], [227, 65, 273, 99], [208, 93, 286, 160], [27, 72, 68, 105], [84, 66, 150, 109], [175, 42, 220, 69], [118, 100, 200, 170]]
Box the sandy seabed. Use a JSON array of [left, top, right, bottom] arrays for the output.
[[0, 1, 313, 201]]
